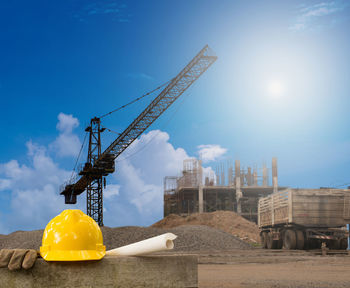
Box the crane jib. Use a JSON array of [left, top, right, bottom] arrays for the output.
[[60, 45, 217, 204]]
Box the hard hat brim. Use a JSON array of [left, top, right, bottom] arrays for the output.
[[40, 248, 106, 261]]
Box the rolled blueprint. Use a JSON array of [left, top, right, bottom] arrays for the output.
[[106, 233, 177, 256]]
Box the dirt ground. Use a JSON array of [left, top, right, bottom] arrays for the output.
[[3, 212, 350, 287], [195, 249, 350, 288]]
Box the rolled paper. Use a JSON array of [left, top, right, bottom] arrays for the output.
[[106, 233, 177, 256]]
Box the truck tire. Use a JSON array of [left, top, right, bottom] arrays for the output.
[[329, 239, 340, 250], [261, 232, 268, 249], [307, 239, 321, 249], [267, 232, 277, 249], [313, 239, 321, 249], [296, 230, 305, 250], [340, 238, 348, 250], [304, 239, 313, 250], [276, 238, 283, 249], [284, 229, 296, 250]]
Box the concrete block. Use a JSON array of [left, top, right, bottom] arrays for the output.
[[0, 255, 197, 288]]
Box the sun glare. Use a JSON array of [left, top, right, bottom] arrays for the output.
[[267, 79, 285, 99]]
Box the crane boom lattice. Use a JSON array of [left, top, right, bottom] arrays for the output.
[[60, 45, 217, 225]]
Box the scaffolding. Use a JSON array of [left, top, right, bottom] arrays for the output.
[[163, 157, 286, 222], [177, 159, 203, 188]]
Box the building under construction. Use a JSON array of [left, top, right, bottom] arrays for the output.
[[164, 157, 286, 222]]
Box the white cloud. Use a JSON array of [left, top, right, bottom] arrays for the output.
[[0, 114, 219, 232], [0, 125, 191, 232], [104, 184, 120, 199], [0, 139, 81, 233], [303, 3, 341, 17], [104, 130, 189, 226], [116, 160, 161, 213], [51, 134, 81, 157], [50, 113, 81, 157], [0, 179, 11, 190], [10, 184, 68, 229], [290, 1, 349, 32], [0, 113, 84, 233], [56, 113, 79, 133], [197, 144, 227, 163], [2, 141, 66, 191]]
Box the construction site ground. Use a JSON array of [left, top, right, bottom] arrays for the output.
[[192, 249, 350, 288], [2, 211, 350, 287]]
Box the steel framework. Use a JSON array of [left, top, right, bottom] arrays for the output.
[[86, 117, 104, 225], [60, 45, 217, 224]]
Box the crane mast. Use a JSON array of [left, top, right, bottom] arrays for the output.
[[60, 45, 217, 225]]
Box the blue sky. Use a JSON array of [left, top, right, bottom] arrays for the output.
[[1, 0, 350, 233]]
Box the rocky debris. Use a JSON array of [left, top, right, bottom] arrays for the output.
[[152, 211, 260, 244]]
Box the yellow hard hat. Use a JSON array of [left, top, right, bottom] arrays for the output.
[[40, 209, 106, 261]]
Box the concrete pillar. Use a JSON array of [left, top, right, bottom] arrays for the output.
[[346, 224, 350, 250], [199, 185, 204, 213], [228, 165, 234, 186], [247, 167, 252, 186], [221, 163, 225, 186], [263, 164, 268, 186], [235, 160, 242, 214], [216, 167, 220, 186], [272, 157, 278, 194], [253, 169, 258, 186], [198, 159, 203, 187]]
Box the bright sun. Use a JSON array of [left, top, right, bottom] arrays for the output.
[[267, 79, 285, 99]]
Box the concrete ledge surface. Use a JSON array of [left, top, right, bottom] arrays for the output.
[[0, 255, 197, 288]]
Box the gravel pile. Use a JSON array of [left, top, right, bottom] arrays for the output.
[[0, 230, 43, 250], [0, 225, 251, 251], [102, 225, 251, 251]]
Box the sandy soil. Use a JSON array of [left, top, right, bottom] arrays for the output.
[[197, 249, 350, 288]]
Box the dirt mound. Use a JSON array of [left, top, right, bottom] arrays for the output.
[[152, 211, 260, 243], [0, 225, 251, 252]]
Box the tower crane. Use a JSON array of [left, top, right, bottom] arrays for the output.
[[60, 45, 217, 226]]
